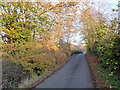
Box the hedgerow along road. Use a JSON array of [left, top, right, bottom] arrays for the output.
[[35, 54, 94, 88]]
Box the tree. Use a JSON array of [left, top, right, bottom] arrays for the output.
[[0, 2, 54, 43], [80, 4, 110, 52]]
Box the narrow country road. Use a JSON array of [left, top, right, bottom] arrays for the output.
[[35, 54, 94, 88]]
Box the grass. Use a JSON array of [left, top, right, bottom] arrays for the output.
[[18, 71, 48, 88]]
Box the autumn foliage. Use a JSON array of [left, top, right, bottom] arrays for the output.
[[0, 1, 78, 88]]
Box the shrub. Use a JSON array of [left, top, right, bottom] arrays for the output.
[[94, 35, 120, 74], [2, 40, 72, 88]]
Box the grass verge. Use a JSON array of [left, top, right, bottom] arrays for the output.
[[86, 54, 120, 88]]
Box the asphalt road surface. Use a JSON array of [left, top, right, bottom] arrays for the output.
[[35, 54, 94, 88]]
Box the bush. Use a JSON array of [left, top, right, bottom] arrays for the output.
[[94, 35, 120, 74], [91, 35, 120, 88], [2, 40, 72, 88]]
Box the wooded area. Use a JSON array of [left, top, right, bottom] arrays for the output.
[[0, 0, 120, 88]]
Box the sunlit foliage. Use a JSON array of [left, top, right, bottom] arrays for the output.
[[0, 1, 79, 88]]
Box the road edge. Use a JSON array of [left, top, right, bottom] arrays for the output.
[[29, 54, 77, 89], [85, 54, 97, 88]]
